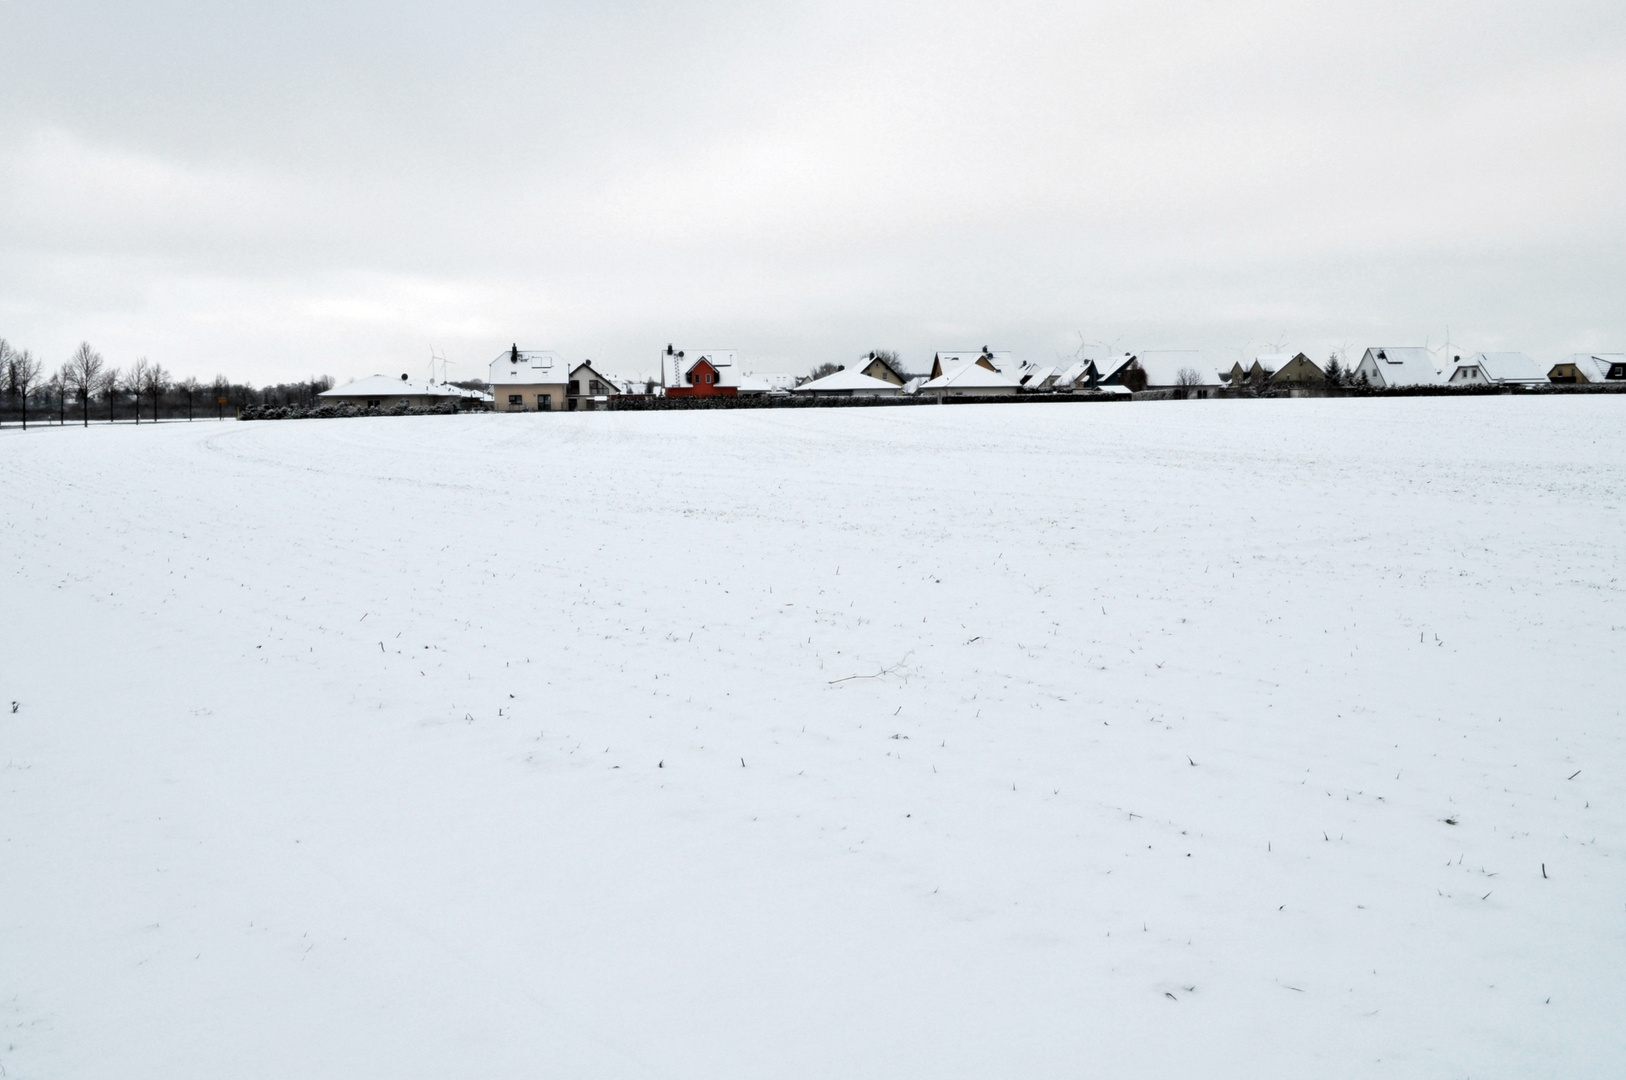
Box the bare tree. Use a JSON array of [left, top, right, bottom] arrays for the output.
[[0, 339, 13, 427], [805, 362, 842, 383], [97, 364, 123, 423], [180, 376, 200, 420], [211, 375, 229, 420], [10, 349, 42, 429], [1174, 367, 1205, 400], [142, 360, 169, 421], [47, 371, 64, 424], [65, 343, 104, 427], [125, 359, 148, 424]]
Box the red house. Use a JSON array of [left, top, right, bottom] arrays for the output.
[[660, 346, 739, 398]]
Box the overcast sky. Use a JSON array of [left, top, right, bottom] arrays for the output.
[[3, 0, 1623, 383]]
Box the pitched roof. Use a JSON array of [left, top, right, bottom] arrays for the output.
[[488, 348, 565, 385], [1134, 351, 1221, 387], [1094, 354, 1136, 382], [792, 368, 902, 394], [1456, 352, 1546, 383], [660, 348, 739, 388], [919, 363, 1022, 390], [568, 362, 621, 391], [1022, 365, 1059, 387], [1055, 360, 1090, 387], [320, 375, 466, 399], [933, 349, 1015, 374], [1361, 347, 1441, 388]]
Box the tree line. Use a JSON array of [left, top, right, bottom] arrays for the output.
[[0, 338, 334, 428]]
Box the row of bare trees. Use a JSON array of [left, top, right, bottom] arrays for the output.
[[2, 338, 335, 428]]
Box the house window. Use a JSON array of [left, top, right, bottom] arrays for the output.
[[589, 380, 602, 393], [569, 380, 581, 394], [508, 394, 522, 405], [367, 399, 381, 408], [537, 394, 550, 410]]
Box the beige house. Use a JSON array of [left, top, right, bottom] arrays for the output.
[[566, 361, 620, 411], [489, 345, 568, 412], [1548, 354, 1625, 384], [1268, 353, 1327, 384], [319, 374, 468, 410]]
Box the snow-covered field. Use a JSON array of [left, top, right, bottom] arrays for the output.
[[3, 399, 1622, 1078]]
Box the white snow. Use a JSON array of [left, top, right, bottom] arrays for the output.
[[4, 398, 1623, 1078]]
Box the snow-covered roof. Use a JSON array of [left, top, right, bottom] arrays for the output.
[[919, 363, 1022, 391], [934, 350, 1016, 375], [792, 368, 903, 394], [1134, 351, 1221, 387], [1095, 354, 1136, 382], [1360, 347, 1441, 388], [1055, 360, 1090, 387], [568, 362, 622, 392], [321, 375, 467, 399], [1456, 352, 1547, 383], [740, 372, 797, 393], [1022, 365, 1059, 388], [489, 348, 565, 386]]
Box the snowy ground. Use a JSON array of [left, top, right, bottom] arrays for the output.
[[3, 399, 1623, 1078]]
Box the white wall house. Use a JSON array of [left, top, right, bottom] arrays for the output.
[[1352, 348, 1441, 388], [319, 374, 469, 410], [918, 362, 1021, 398], [1132, 351, 1222, 389], [1447, 352, 1547, 385]]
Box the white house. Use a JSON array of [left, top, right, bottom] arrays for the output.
[[1132, 351, 1222, 390], [918, 362, 1022, 398], [1447, 352, 1547, 386], [738, 372, 797, 394], [1352, 347, 1441, 388], [319, 374, 470, 410], [566, 361, 621, 410], [791, 368, 903, 397], [489, 346, 568, 411]]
